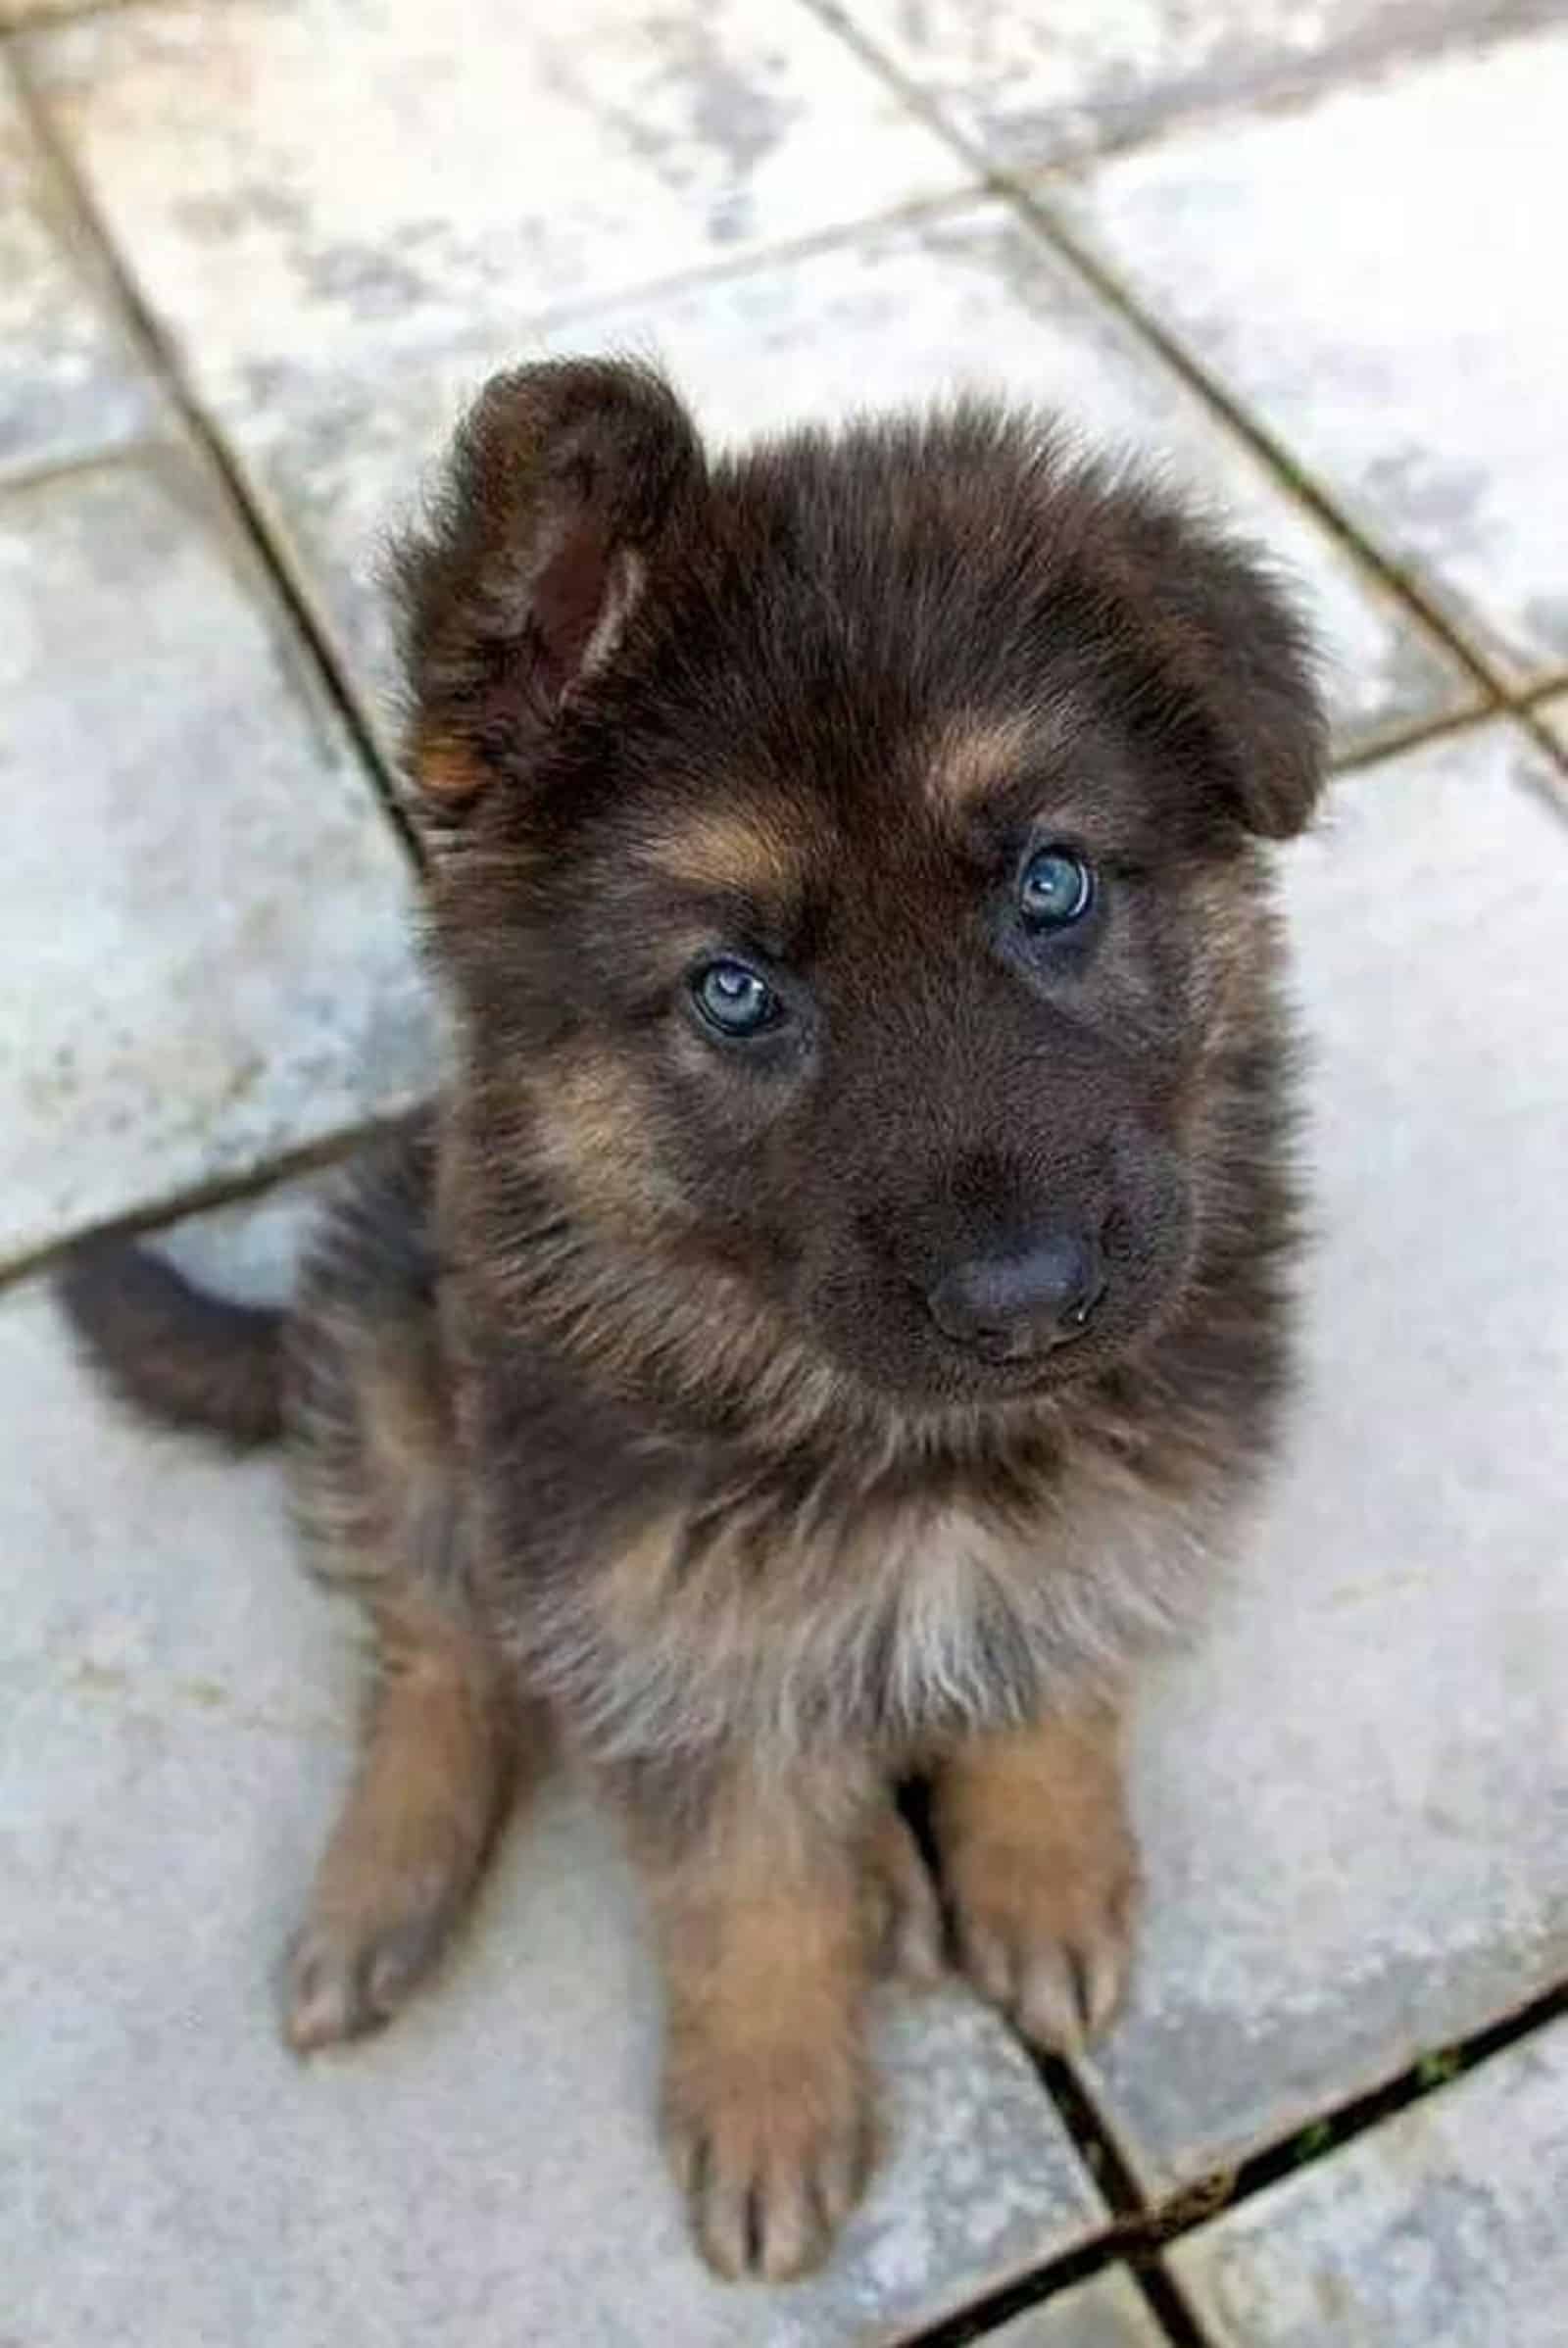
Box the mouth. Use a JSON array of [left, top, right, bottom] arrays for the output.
[[888, 1298, 1107, 1406]]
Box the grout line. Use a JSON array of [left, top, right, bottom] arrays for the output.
[[1514, 696, 1568, 785], [893, 1973, 1568, 2345], [0, 430, 172, 502], [9, 48, 425, 874], [0, 1112, 401, 1297], [1328, 698, 1494, 776], [1325, 695, 1545, 777], [1031, 2052, 1214, 2347], [1136, 1971, 1568, 2226], [400, 187, 989, 349]]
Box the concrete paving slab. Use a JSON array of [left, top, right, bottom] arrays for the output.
[[988, 2266, 1166, 2345], [0, 1181, 352, 1732], [2, 1186, 1106, 2346], [0, 1663, 1105, 2348], [1078, 719, 1568, 2190], [183, 199, 1467, 766], [0, 450, 429, 1264], [24, 0, 963, 411], [1055, 22, 1568, 686], [0, 62, 157, 482], [1169, 2022, 1568, 2348], [827, 0, 1546, 167]]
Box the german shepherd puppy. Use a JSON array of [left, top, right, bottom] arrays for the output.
[[61, 359, 1323, 2282]]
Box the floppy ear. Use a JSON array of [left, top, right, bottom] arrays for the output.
[[1090, 482, 1328, 842], [392, 358, 705, 820], [1163, 527, 1328, 841]]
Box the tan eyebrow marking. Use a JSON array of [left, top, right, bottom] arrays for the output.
[[923, 713, 1037, 818], [638, 805, 806, 903]]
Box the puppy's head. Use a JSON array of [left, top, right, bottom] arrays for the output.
[[397, 360, 1324, 1411]]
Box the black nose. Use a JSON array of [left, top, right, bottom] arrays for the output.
[[925, 1228, 1104, 1359]]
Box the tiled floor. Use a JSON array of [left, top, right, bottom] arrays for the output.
[[1169, 2021, 1568, 2348], [1052, 21, 1568, 685], [2, 4, 1565, 2344]]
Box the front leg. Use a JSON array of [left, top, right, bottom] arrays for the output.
[[617, 1758, 885, 2283], [934, 1701, 1141, 2052]]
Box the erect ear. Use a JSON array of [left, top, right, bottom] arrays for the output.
[[1097, 484, 1329, 842], [391, 358, 705, 819]]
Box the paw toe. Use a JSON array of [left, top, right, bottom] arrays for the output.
[[281, 1902, 451, 2055]]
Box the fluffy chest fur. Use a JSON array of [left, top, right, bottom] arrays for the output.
[[508, 1436, 1235, 1778]]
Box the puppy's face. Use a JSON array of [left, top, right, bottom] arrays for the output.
[[401, 364, 1323, 1409]]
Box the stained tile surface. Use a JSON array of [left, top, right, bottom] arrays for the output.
[[1058, 23, 1568, 684], [828, 0, 1541, 165], [0, 64, 156, 480], [26, 0, 962, 409], [1080, 721, 1568, 2187], [1171, 2024, 1568, 2348], [0, 1201, 1104, 2348], [0, 453, 427, 1261], [177, 200, 1468, 760]]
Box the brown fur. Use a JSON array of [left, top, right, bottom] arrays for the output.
[[640, 1759, 882, 2282], [934, 1702, 1140, 2048], [283, 1582, 519, 2051], [58, 360, 1324, 2281], [924, 712, 1041, 819]]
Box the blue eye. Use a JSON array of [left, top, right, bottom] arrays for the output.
[[1019, 846, 1095, 931], [691, 957, 781, 1038]]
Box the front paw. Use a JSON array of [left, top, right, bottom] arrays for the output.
[[281, 1859, 468, 2053], [946, 1818, 1140, 2052], [662, 2033, 877, 2282]]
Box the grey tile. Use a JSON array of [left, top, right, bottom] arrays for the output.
[[0, 1187, 353, 1733], [26, 0, 963, 412], [0, 62, 157, 481], [829, 0, 1546, 167], [211, 201, 1468, 763], [988, 2266, 1165, 2346], [0, 1676, 1104, 2348], [0, 450, 430, 1262], [1056, 23, 1568, 686], [1079, 720, 1568, 2189], [4, 1174, 1102, 2345], [1170, 2023, 1568, 2348]]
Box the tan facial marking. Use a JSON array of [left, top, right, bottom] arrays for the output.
[[640, 805, 805, 904], [924, 712, 1037, 818]]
